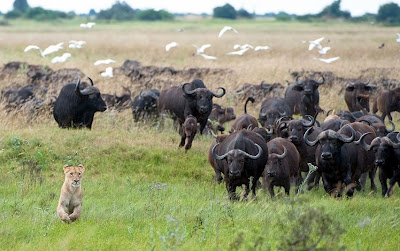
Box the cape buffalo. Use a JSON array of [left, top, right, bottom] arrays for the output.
[[53, 76, 107, 129], [372, 88, 400, 122], [258, 97, 292, 131], [231, 97, 258, 133], [344, 81, 375, 112], [263, 137, 300, 198], [179, 115, 197, 152], [131, 89, 160, 122], [284, 76, 325, 118], [211, 130, 268, 200], [208, 103, 236, 133], [158, 79, 225, 134]]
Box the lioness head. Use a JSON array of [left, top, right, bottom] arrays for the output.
[[63, 164, 84, 188]]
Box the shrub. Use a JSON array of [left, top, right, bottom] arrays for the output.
[[213, 4, 237, 19], [237, 9, 253, 19], [137, 9, 174, 21], [377, 2, 400, 25], [5, 9, 22, 19], [97, 1, 136, 21]]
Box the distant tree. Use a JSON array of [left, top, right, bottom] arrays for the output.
[[97, 1, 136, 20], [5, 9, 22, 19], [237, 8, 253, 19], [89, 9, 96, 16], [13, 0, 29, 13], [276, 12, 292, 21], [213, 4, 237, 19], [318, 0, 351, 19], [137, 9, 174, 21], [23, 7, 68, 20], [377, 2, 400, 24]]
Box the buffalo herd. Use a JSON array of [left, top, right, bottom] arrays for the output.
[[3, 70, 400, 200]]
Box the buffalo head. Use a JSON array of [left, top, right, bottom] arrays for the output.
[[182, 83, 225, 115], [293, 76, 325, 95], [265, 146, 287, 178], [75, 77, 107, 112]]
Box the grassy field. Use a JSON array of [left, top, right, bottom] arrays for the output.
[[1, 18, 400, 250]]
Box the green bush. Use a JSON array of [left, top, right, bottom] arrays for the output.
[[276, 12, 292, 22], [5, 9, 22, 19], [97, 1, 136, 21], [237, 9, 253, 19], [377, 2, 400, 25], [213, 4, 237, 19], [23, 7, 68, 21], [137, 9, 174, 21]]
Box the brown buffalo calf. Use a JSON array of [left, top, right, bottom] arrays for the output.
[[180, 115, 198, 152]]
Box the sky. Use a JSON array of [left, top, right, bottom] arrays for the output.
[[1, 0, 400, 16]]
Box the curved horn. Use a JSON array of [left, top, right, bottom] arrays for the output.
[[241, 144, 263, 160], [247, 124, 253, 131], [295, 76, 301, 83], [387, 120, 395, 133], [363, 79, 370, 85], [244, 97, 255, 114], [302, 115, 314, 127], [75, 76, 82, 96], [88, 77, 94, 86], [386, 137, 400, 149], [275, 116, 290, 126], [326, 109, 333, 116], [354, 132, 373, 151], [304, 127, 318, 146], [266, 126, 273, 135], [182, 83, 197, 95], [211, 87, 226, 98], [276, 146, 287, 159], [316, 76, 325, 85], [210, 130, 218, 139], [337, 125, 355, 143], [359, 119, 372, 126], [277, 106, 287, 116], [259, 106, 267, 118], [211, 143, 229, 160]]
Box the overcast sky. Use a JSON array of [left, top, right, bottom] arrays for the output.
[[1, 0, 399, 16]]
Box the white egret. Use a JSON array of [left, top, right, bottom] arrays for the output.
[[318, 47, 331, 55], [199, 53, 217, 60], [94, 59, 116, 66], [80, 22, 96, 28], [69, 40, 86, 49], [193, 44, 211, 54], [218, 26, 238, 38], [313, 56, 340, 64], [101, 67, 113, 77], [24, 42, 63, 57], [227, 48, 250, 56], [51, 53, 71, 63], [308, 37, 324, 51], [165, 42, 178, 52], [254, 46, 270, 51], [396, 33, 400, 42]]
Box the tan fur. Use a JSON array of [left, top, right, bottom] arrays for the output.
[[57, 164, 84, 223]]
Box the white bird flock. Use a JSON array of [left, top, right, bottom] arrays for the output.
[[308, 36, 340, 63], [24, 42, 64, 57], [51, 53, 71, 63]]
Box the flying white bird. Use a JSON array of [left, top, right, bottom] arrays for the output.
[[94, 59, 116, 66], [227, 47, 250, 56], [165, 42, 178, 52], [198, 53, 217, 60], [24, 42, 64, 57], [233, 44, 241, 50], [218, 26, 238, 38], [69, 40, 86, 49], [101, 67, 113, 77], [254, 46, 270, 51], [314, 56, 340, 64], [308, 37, 324, 51], [193, 44, 211, 54], [80, 22, 96, 29], [318, 46, 331, 55], [51, 53, 71, 63], [396, 33, 400, 43]]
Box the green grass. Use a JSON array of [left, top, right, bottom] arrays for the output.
[[1, 119, 400, 250]]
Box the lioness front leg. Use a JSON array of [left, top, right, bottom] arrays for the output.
[[57, 204, 71, 223], [68, 204, 82, 222]]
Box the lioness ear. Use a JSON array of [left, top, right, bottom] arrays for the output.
[[78, 164, 85, 172], [63, 164, 69, 172]]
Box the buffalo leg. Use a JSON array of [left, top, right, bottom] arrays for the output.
[[385, 169, 400, 197], [284, 183, 290, 196], [226, 183, 238, 200], [178, 125, 185, 147], [379, 169, 388, 197], [185, 136, 193, 152], [199, 120, 207, 135], [267, 183, 275, 198], [369, 167, 377, 191], [387, 112, 393, 122]]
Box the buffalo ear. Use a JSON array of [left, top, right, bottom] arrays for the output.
[[292, 85, 304, 92], [346, 86, 355, 92]]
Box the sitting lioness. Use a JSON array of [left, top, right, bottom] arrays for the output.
[[57, 164, 84, 223]]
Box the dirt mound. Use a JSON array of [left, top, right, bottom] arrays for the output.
[[233, 81, 285, 105]]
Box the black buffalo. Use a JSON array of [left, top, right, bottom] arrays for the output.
[[208, 103, 236, 133], [356, 132, 400, 197], [304, 123, 376, 197], [211, 130, 268, 200], [258, 97, 292, 131], [284, 76, 325, 118], [344, 81, 375, 112], [158, 79, 225, 134], [131, 89, 160, 122], [230, 97, 259, 133], [53, 77, 107, 129], [372, 88, 400, 122], [263, 137, 300, 197]]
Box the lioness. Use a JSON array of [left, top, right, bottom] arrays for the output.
[[57, 164, 84, 223]]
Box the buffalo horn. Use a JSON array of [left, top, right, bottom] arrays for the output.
[[75, 76, 82, 96], [88, 77, 94, 86], [358, 119, 372, 126], [387, 120, 395, 133], [302, 115, 315, 127], [212, 143, 229, 160], [354, 132, 373, 151], [211, 87, 226, 98], [266, 126, 273, 135], [276, 146, 287, 159], [304, 127, 318, 146], [241, 144, 263, 160], [337, 125, 355, 143], [317, 76, 325, 85], [182, 83, 197, 95]]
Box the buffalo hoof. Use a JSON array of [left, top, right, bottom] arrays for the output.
[[346, 188, 354, 197]]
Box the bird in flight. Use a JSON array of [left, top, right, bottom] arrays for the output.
[[378, 43, 385, 49], [227, 47, 250, 56], [308, 37, 324, 51], [24, 42, 64, 57], [318, 47, 331, 55], [69, 40, 86, 49], [199, 53, 217, 60], [51, 53, 71, 63], [165, 42, 178, 52], [101, 67, 113, 77], [80, 22, 96, 28], [218, 26, 238, 38], [94, 59, 116, 65], [254, 45, 270, 51], [193, 44, 211, 54], [396, 33, 400, 43], [313, 56, 340, 64]]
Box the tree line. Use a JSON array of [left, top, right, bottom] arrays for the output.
[[3, 0, 400, 25]]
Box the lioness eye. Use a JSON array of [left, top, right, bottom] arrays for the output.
[[78, 173, 81, 176], [70, 173, 73, 176]]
